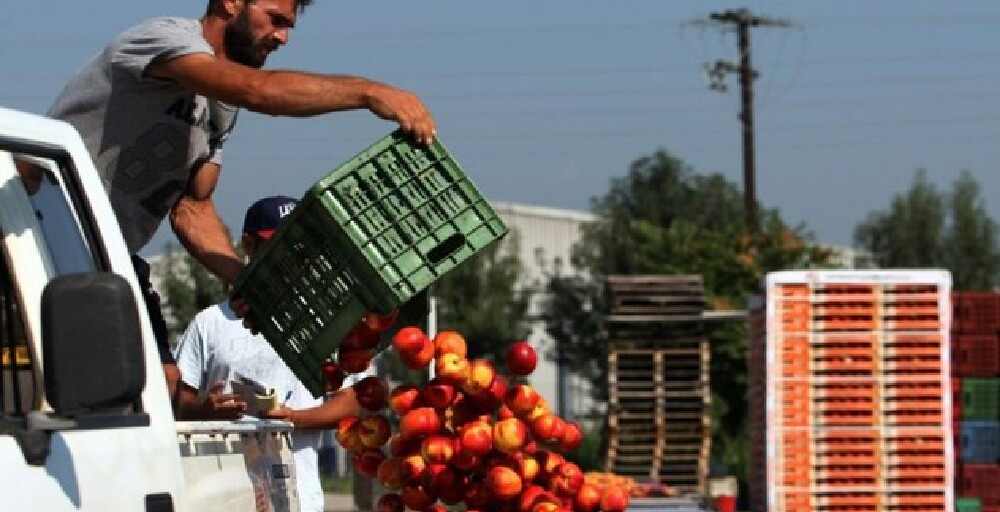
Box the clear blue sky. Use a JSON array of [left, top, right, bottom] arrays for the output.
[[4, 1, 998, 255]]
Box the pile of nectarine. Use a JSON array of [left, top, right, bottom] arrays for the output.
[[332, 325, 630, 512], [321, 310, 401, 393]]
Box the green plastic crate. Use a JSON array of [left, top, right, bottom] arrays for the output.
[[233, 210, 368, 396], [956, 497, 982, 512], [962, 378, 1000, 420], [310, 131, 508, 313], [233, 130, 507, 396]]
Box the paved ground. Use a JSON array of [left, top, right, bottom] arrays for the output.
[[323, 493, 355, 512], [324, 493, 718, 511]]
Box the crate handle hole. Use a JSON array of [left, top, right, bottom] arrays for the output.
[[428, 234, 466, 265]]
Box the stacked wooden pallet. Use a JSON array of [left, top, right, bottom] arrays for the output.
[[605, 275, 711, 495], [607, 275, 707, 323]]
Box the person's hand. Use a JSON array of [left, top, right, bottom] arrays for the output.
[[365, 82, 437, 145], [264, 405, 295, 423], [199, 382, 247, 420]]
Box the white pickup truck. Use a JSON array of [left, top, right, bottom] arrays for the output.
[[0, 106, 300, 511]]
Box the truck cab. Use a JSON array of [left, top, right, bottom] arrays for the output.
[[0, 107, 297, 511]]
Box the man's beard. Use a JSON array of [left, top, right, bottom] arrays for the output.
[[224, 9, 267, 68]]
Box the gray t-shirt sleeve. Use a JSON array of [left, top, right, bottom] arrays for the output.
[[207, 103, 238, 166], [209, 147, 224, 165], [110, 17, 215, 82]]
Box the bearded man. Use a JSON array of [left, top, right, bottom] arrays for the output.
[[46, 0, 435, 400]]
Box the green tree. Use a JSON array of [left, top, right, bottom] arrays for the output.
[[945, 171, 1000, 290], [544, 149, 832, 479], [854, 170, 946, 268], [854, 169, 999, 290], [432, 234, 531, 362], [572, 151, 829, 298], [157, 243, 229, 340]]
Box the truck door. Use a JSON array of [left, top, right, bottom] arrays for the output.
[[0, 136, 183, 511]]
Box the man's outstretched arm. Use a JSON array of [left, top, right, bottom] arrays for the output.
[[149, 53, 436, 144], [170, 160, 244, 285], [267, 387, 362, 430]]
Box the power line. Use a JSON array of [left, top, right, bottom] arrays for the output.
[[803, 13, 1000, 27], [9, 47, 1000, 90], [12, 48, 1000, 82], [218, 130, 999, 164], [8, 84, 1000, 115], [756, 21, 800, 108], [427, 95, 1000, 118], [321, 19, 678, 38], [312, 12, 1000, 40], [403, 72, 1000, 100], [5, 11, 997, 49], [6, 80, 1000, 121], [217, 113, 1000, 150], [780, 132, 1000, 152], [807, 50, 1000, 65], [761, 113, 1000, 131], [382, 51, 1000, 80]]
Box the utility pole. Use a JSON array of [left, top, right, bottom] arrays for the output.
[[702, 9, 792, 233]]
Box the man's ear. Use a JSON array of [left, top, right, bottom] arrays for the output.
[[219, 0, 247, 18], [240, 233, 255, 255]]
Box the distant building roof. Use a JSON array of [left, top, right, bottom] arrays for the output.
[[492, 201, 597, 223], [820, 244, 877, 269]]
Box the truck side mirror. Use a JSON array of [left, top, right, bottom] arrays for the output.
[[41, 272, 145, 416]]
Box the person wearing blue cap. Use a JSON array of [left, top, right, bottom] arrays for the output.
[[173, 196, 365, 512]]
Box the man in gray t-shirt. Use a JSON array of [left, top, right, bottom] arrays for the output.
[[46, 0, 436, 399], [49, 16, 238, 254]]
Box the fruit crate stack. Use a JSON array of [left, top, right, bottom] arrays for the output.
[[951, 292, 1000, 512], [604, 275, 711, 495], [748, 270, 956, 512]]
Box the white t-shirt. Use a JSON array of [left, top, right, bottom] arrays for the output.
[[175, 302, 364, 512]]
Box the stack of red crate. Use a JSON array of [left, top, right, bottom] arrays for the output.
[[749, 271, 954, 512], [951, 292, 1000, 512]]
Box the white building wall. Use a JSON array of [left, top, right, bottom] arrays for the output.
[[492, 202, 596, 288]]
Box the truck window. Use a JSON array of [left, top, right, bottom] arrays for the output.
[[0, 245, 35, 416], [13, 155, 97, 275]]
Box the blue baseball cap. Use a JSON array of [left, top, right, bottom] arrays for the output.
[[242, 196, 297, 238]]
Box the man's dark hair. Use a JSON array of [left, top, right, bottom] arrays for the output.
[[207, 0, 313, 15]]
